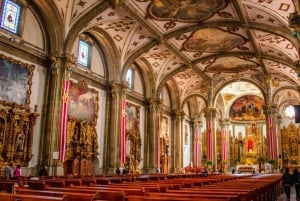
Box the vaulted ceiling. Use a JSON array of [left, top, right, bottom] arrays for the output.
[[38, 0, 300, 107]]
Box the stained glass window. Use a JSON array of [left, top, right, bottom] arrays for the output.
[[78, 40, 90, 67], [126, 68, 133, 89], [1, 0, 21, 34]]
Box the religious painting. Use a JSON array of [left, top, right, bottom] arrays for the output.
[[160, 116, 168, 137], [229, 95, 265, 121], [67, 80, 98, 122], [182, 28, 247, 53], [147, 0, 227, 22], [0, 54, 34, 106], [205, 56, 258, 73], [126, 103, 140, 131]]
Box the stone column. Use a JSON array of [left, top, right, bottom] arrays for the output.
[[170, 109, 184, 173], [103, 81, 127, 174], [219, 117, 230, 171], [197, 120, 203, 167], [144, 98, 162, 173], [263, 104, 277, 160], [204, 108, 217, 167], [39, 54, 74, 175], [276, 115, 283, 170], [191, 119, 202, 167]]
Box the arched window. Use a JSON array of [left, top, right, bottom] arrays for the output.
[[126, 68, 134, 89], [77, 40, 90, 68], [0, 0, 22, 34], [159, 91, 163, 99]]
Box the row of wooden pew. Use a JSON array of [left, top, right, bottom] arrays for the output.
[[0, 173, 282, 201]]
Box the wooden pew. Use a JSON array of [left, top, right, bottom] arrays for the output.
[[16, 188, 102, 201], [125, 194, 239, 201], [166, 189, 254, 201], [45, 187, 126, 201], [0, 181, 17, 193], [0, 192, 68, 201], [147, 192, 241, 201]]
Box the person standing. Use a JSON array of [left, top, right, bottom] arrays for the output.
[[38, 165, 48, 177], [116, 167, 121, 175], [282, 168, 293, 200], [4, 163, 13, 178], [13, 165, 22, 177], [293, 168, 300, 200]]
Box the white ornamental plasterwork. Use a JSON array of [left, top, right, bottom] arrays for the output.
[[53, 0, 70, 22], [253, 30, 298, 60], [243, 0, 294, 25], [69, 0, 101, 25]]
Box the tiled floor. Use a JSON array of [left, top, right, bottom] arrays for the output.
[[278, 187, 298, 201]]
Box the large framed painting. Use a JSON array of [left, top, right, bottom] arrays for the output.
[[67, 80, 99, 122], [126, 102, 140, 131], [0, 54, 34, 106], [160, 116, 168, 137], [229, 95, 265, 121]]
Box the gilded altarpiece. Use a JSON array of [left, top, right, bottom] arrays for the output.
[[230, 123, 267, 166], [281, 122, 300, 168], [125, 103, 141, 173], [63, 80, 99, 176], [0, 54, 39, 170]]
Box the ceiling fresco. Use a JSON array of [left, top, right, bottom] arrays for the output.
[[42, 0, 300, 106]]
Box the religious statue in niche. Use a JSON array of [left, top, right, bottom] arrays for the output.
[[248, 139, 253, 153], [16, 132, 25, 152]]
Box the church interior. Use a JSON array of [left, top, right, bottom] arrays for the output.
[[0, 0, 300, 184]]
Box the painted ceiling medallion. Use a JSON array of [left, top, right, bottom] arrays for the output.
[[147, 0, 228, 22], [182, 28, 247, 53], [205, 56, 258, 73]]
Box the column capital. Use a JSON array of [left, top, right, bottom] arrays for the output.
[[48, 54, 75, 78], [147, 98, 162, 113], [262, 104, 277, 115], [204, 107, 217, 119], [110, 81, 128, 96], [172, 109, 185, 120]]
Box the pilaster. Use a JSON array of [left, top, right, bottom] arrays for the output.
[[103, 81, 127, 173], [40, 54, 74, 175], [170, 109, 184, 173], [144, 98, 162, 173], [263, 104, 277, 160], [204, 107, 217, 165]]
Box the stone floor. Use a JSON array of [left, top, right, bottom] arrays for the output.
[[278, 187, 298, 201]]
